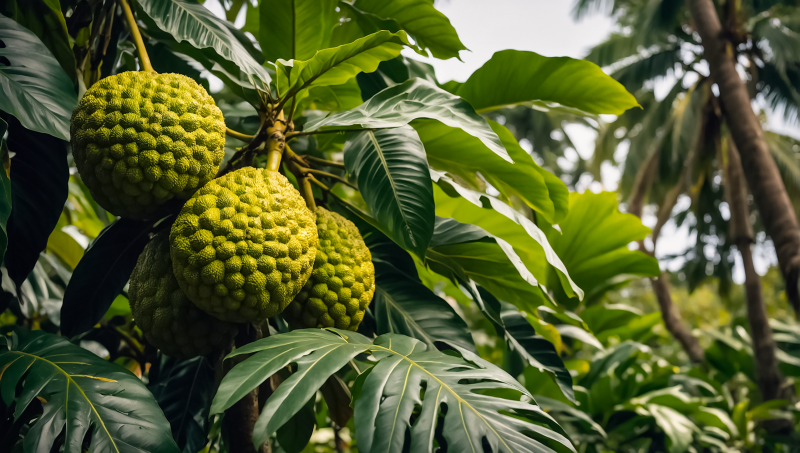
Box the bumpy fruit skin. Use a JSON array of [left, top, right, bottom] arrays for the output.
[[170, 167, 317, 323], [129, 231, 238, 358], [71, 71, 226, 219], [284, 208, 375, 330]]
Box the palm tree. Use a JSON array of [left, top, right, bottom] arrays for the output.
[[571, 0, 800, 402]]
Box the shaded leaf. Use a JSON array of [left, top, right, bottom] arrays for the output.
[[455, 49, 639, 115], [0, 118, 10, 265], [343, 126, 434, 259], [372, 259, 475, 352], [61, 217, 161, 336], [3, 116, 68, 289], [0, 329, 179, 453], [305, 78, 511, 162], [276, 397, 316, 453], [0, 14, 77, 140], [148, 355, 217, 453]]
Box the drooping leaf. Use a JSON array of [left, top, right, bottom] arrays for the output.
[[0, 329, 179, 453], [534, 395, 607, 438], [3, 116, 68, 289], [305, 78, 511, 162], [137, 0, 272, 90], [276, 396, 316, 453], [0, 0, 76, 82], [372, 259, 475, 352], [61, 218, 162, 336], [455, 49, 639, 115], [259, 0, 339, 63], [431, 170, 583, 301], [0, 14, 77, 140], [276, 30, 411, 98], [354, 334, 575, 453], [356, 54, 438, 101], [148, 355, 217, 453], [474, 286, 576, 402], [414, 118, 569, 223], [580, 341, 648, 388], [343, 126, 434, 259], [425, 216, 545, 311], [646, 405, 698, 453], [211, 329, 373, 448], [351, 0, 467, 60], [542, 192, 659, 306]]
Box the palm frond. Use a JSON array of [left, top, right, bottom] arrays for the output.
[[572, 0, 621, 20], [756, 61, 800, 121], [612, 45, 683, 93], [753, 18, 800, 74], [585, 33, 640, 66], [764, 130, 800, 199], [635, 0, 685, 47]]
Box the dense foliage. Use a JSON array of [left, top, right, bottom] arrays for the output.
[[1, 0, 799, 452]]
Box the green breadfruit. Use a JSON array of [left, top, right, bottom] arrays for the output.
[[71, 71, 226, 219], [129, 231, 238, 358], [170, 167, 318, 323], [284, 207, 375, 331]]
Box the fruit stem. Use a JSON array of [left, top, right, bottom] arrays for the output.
[[226, 127, 255, 142], [286, 145, 316, 209], [301, 168, 357, 190], [265, 110, 288, 172], [302, 155, 346, 169], [120, 0, 155, 73]]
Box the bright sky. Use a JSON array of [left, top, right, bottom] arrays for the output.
[[204, 0, 783, 282]]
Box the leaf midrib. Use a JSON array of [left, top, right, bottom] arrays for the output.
[[376, 286, 435, 346], [11, 351, 121, 453], [366, 130, 415, 249]]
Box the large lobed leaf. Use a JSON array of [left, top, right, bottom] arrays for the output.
[[276, 30, 411, 98], [212, 329, 575, 453], [0, 329, 179, 453], [0, 14, 77, 141], [454, 49, 640, 115], [304, 78, 511, 162], [138, 0, 272, 89], [343, 126, 435, 259]]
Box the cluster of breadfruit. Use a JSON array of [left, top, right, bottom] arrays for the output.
[[71, 72, 375, 358]]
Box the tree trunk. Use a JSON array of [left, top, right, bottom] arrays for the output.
[[722, 140, 785, 401], [628, 155, 705, 364], [689, 0, 800, 316]]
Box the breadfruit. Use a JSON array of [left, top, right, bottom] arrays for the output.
[[71, 71, 226, 219], [170, 167, 317, 323], [283, 207, 375, 331], [129, 231, 238, 358]]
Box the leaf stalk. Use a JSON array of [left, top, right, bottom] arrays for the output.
[[119, 0, 155, 73]]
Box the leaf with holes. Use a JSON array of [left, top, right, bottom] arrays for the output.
[[372, 259, 475, 352], [343, 126, 434, 259], [0, 14, 77, 141], [0, 329, 179, 452]]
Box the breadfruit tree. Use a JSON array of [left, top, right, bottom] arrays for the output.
[[0, 1, 649, 452]]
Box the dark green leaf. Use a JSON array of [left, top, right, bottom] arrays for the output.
[[455, 49, 639, 115], [276, 397, 316, 453], [305, 78, 511, 162], [354, 334, 575, 453], [0, 329, 179, 452], [259, 0, 338, 62], [3, 115, 68, 288], [276, 30, 411, 98], [372, 259, 475, 352], [0, 118, 10, 266], [137, 0, 272, 89], [534, 395, 607, 438], [61, 218, 159, 336], [352, 0, 467, 60], [211, 329, 373, 448], [343, 126, 434, 259], [0, 0, 76, 81], [148, 355, 217, 453], [0, 14, 77, 140]]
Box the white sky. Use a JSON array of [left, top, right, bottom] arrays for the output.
[[205, 0, 788, 282]]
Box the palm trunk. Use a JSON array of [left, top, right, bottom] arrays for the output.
[[628, 152, 705, 364], [689, 0, 800, 316], [722, 140, 784, 401]]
